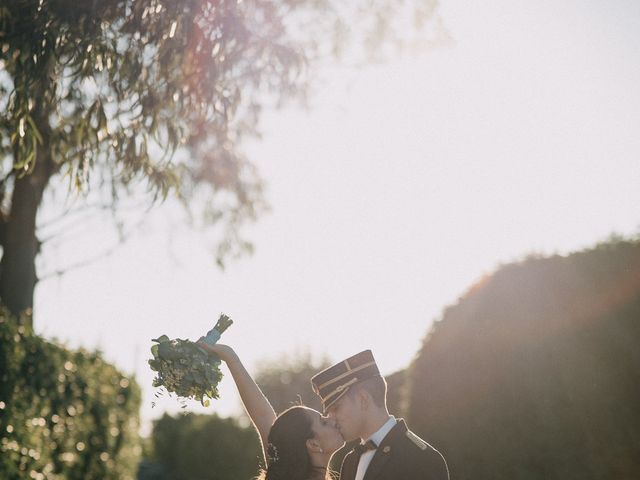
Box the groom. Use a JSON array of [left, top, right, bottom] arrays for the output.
[[311, 350, 449, 480]]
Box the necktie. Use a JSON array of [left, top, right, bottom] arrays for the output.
[[354, 439, 377, 456]]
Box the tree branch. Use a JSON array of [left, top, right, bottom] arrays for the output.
[[38, 216, 147, 281]]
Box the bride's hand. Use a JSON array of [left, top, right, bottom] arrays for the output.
[[196, 341, 239, 364]]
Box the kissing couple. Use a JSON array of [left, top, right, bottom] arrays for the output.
[[197, 342, 450, 480]]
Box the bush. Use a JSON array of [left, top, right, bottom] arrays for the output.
[[407, 239, 640, 480], [142, 413, 262, 480], [0, 308, 142, 479]]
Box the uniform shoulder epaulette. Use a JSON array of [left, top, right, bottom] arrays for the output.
[[405, 430, 428, 450]]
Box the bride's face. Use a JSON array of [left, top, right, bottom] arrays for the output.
[[308, 409, 344, 453]]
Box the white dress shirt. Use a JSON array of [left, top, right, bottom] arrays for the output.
[[354, 416, 397, 480]]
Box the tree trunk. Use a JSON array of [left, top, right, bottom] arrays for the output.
[[0, 132, 53, 323], [0, 45, 58, 322]]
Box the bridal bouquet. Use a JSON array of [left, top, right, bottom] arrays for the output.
[[149, 314, 233, 407]]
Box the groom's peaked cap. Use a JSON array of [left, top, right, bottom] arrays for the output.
[[311, 350, 381, 412]]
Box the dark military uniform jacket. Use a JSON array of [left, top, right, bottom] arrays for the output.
[[339, 419, 449, 480]]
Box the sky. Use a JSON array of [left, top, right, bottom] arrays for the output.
[[34, 0, 640, 435]]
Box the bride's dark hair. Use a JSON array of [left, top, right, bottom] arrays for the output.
[[256, 406, 324, 480]]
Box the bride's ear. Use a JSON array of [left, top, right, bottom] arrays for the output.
[[306, 438, 323, 453]]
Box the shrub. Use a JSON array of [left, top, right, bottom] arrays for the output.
[[0, 308, 142, 479]]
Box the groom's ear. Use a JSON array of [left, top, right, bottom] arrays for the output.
[[354, 387, 371, 411], [306, 438, 322, 453]]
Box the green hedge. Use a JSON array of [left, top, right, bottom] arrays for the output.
[[140, 413, 262, 480], [0, 308, 142, 479], [407, 239, 640, 480]]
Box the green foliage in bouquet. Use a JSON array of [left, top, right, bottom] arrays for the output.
[[149, 314, 232, 407]]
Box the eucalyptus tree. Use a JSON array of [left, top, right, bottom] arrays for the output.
[[0, 0, 440, 321]]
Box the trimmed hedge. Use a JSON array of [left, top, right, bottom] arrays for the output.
[[407, 239, 640, 480], [140, 413, 262, 480], [0, 308, 142, 479]]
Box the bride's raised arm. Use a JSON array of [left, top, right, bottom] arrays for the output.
[[197, 342, 276, 461]]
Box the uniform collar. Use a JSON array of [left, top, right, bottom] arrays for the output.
[[367, 415, 396, 447]]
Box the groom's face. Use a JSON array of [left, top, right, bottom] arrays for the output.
[[326, 390, 364, 442]]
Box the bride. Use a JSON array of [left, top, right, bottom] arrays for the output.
[[197, 342, 345, 480]]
